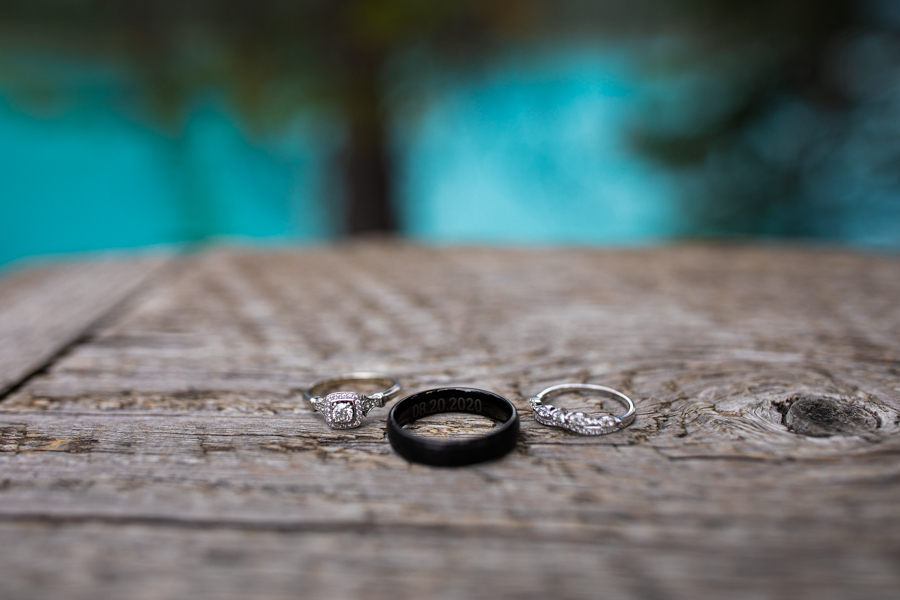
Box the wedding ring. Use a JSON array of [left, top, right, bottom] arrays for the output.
[[387, 387, 519, 466], [303, 372, 401, 429], [530, 383, 635, 435]]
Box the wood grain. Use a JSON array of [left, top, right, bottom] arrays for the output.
[[0, 255, 169, 396], [0, 243, 898, 599]]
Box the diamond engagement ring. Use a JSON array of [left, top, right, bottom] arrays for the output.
[[303, 372, 402, 429], [529, 383, 636, 435]]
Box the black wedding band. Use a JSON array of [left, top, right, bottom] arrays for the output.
[[387, 388, 519, 467]]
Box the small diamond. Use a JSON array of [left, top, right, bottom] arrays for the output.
[[332, 401, 354, 424], [358, 395, 376, 413]]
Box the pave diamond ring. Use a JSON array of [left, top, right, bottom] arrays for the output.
[[529, 383, 636, 435], [303, 372, 401, 429]]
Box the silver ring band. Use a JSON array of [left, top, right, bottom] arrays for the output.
[[304, 372, 401, 429], [530, 383, 635, 435]]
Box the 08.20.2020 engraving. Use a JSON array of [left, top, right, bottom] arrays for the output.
[[411, 397, 483, 419]]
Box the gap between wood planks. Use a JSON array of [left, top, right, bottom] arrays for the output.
[[0, 255, 177, 400]]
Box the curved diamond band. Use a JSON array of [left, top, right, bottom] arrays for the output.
[[303, 372, 401, 429], [530, 383, 635, 435]]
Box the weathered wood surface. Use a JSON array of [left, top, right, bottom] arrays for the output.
[[0, 242, 899, 600], [0, 256, 168, 396]]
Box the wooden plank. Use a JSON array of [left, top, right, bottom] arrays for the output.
[[0, 521, 893, 600], [0, 255, 169, 396], [1, 243, 899, 599]]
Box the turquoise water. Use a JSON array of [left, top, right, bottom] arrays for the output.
[[0, 94, 334, 266], [1, 46, 898, 267], [397, 49, 682, 244]]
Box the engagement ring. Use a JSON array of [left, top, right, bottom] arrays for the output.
[[304, 372, 401, 429]]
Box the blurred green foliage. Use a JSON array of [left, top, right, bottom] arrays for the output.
[[632, 0, 897, 238]]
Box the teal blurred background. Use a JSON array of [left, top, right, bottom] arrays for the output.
[[2, 1, 899, 267]]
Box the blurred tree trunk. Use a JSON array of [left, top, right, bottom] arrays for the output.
[[341, 49, 396, 236], [343, 106, 395, 235]]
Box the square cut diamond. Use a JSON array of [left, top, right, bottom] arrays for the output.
[[324, 392, 360, 428], [332, 401, 354, 424]]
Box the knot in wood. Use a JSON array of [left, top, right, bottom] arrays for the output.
[[783, 395, 878, 437]]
